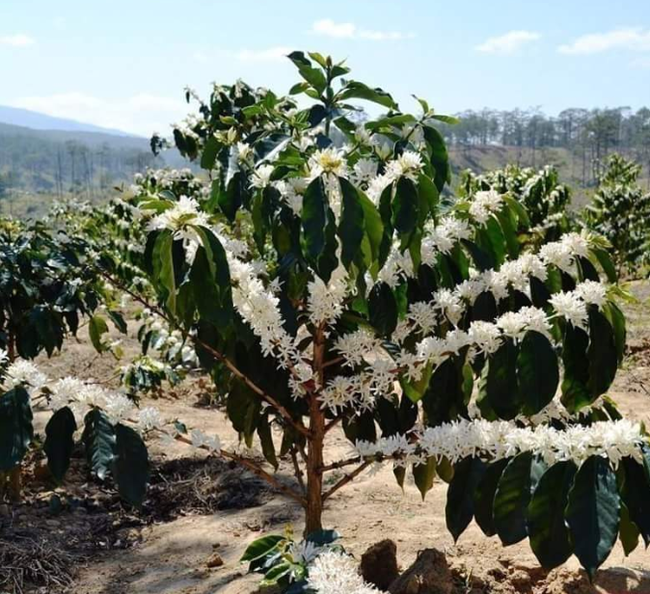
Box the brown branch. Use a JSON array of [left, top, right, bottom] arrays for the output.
[[322, 460, 372, 501], [98, 268, 310, 438], [290, 447, 306, 493], [320, 456, 362, 472], [322, 356, 344, 369], [324, 416, 342, 434]]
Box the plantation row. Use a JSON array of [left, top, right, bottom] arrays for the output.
[[2, 52, 650, 593]]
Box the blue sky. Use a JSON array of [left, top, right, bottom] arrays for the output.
[[1, 0, 649, 135]]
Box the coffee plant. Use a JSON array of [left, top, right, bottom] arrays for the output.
[[583, 153, 650, 275], [0, 215, 158, 504], [460, 164, 572, 246], [113, 51, 650, 588]]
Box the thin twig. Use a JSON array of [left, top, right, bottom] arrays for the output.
[[324, 416, 342, 434], [320, 456, 362, 473], [290, 447, 306, 492], [322, 461, 372, 501], [98, 268, 310, 437]]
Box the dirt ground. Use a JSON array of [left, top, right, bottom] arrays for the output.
[[3, 283, 650, 594]]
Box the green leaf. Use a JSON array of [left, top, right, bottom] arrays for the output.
[[241, 534, 285, 563], [619, 502, 640, 557], [518, 331, 559, 415], [621, 457, 650, 546], [260, 562, 292, 586], [587, 309, 617, 399], [493, 452, 539, 546], [422, 125, 450, 192], [485, 340, 521, 420], [44, 407, 77, 482], [107, 310, 128, 334], [601, 301, 626, 364], [473, 459, 509, 537], [82, 409, 116, 480], [257, 418, 278, 470], [445, 457, 486, 542], [0, 387, 33, 471], [338, 81, 397, 109], [302, 177, 328, 262], [418, 173, 439, 214], [527, 461, 577, 569], [358, 191, 384, 266], [153, 232, 178, 315], [413, 457, 437, 500], [392, 177, 419, 237], [368, 282, 398, 337], [565, 456, 620, 580], [200, 135, 222, 170], [561, 325, 591, 412], [89, 314, 109, 353], [220, 171, 245, 221], [338, 178, 365, 269], [421, 358, 467, 423], [287, 51, 327, 94], [592, 248, 617, 283], [113, 423, 149, 507]]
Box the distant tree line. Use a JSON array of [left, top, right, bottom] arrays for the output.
[[438, 107, 650, 187], [0, 132, 161, 200]]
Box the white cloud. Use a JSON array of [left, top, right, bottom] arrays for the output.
[[0, 34, 35, 47], [310, 19, 415, 41], [559, 27, 650, 55], [476, 30, 541, 55], [10, 92, 187, 136]]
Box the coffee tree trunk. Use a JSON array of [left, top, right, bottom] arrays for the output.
[[305, 326, 327, 534]]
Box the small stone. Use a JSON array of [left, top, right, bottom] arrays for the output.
[[206, 553, 224, 568], [0, 504, 10, 517]]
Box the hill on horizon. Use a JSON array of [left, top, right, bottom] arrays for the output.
[[0, 105, 139, 138]]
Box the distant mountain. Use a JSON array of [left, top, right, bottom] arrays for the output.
[[0, 105, 138, 137]]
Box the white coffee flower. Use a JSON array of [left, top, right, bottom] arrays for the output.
[[250, 164, 275, 189]]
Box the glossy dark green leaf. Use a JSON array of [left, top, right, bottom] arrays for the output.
[[621, 457, 650, 546], [302, 177, 328, 262], [392, 177, 418, 237], [113, 423, 149, 507], [368, 282, 398, 337], [619, 502, 640, 557], [82, 409, 116, 480], [338, 178, 365, 269], [338, 81, 396, 109], [241, 534, 285, 562], [473, 459, 509, 537], [587, 309, 618, 400], [561, 325, 591, 413], [0, 387, 33, 471], [257, 417, 278, 470], [565, 456, 620, 580], [527, 460, 577, 568], [445, 457, 486, 542], [44, 406, 77, 482], [200, 135, 222, 170], [494, 452, 537, 546], [518, 331, 559, 415], [486, 340, 521, 420]]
